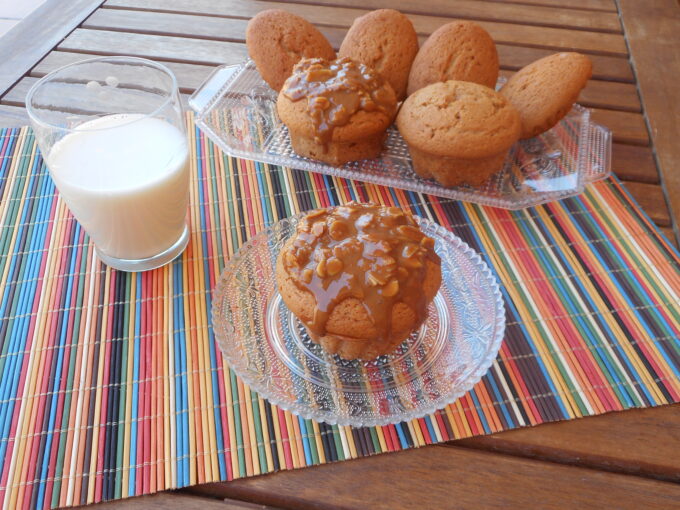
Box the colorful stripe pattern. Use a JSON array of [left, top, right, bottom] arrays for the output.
[[0, 118, 679, 509]]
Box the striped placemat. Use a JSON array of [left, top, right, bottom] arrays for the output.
[[1, 117, 679, 509]]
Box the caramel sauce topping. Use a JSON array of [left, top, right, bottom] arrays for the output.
[[282, 57, 396, 148], [282, 202, 440, 343]]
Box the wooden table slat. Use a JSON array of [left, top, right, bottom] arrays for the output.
[[617, 0, 680, 239], [1, 75, 194, 110], [455, 406, 680, 482], [83, 8, 636, 83], [0, 0, 104, 96], [102, 0, 629, 55], [620, 181, 672, 227], [73, 492, 282, 510], [186, 444, 680, 510], [260, 0, 623, 32], [2, 77, 41, 107], [611, 144, 659, 184], [0, 105, 31, 128], [495, 45, 633, 83], [498, 70, 641, 112], [31, 50, 218, 92], [660, 227, 677, 247], [590, 109, 650, 146], [58, 29, 249, 66], [471, 0, 617, 11], [30, 44, 641, 116], [85, 7, 250, 42]]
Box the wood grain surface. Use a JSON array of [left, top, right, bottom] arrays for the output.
[[266, 0, 623, 32], [184, 443, 680, 510], [611, 144, 659, 184], [1, 1, 679, 507], [58, 29, 249, 65], [618, 0, 680, 240], [31, 50, 217, 92], [72, 492, 280, 509], [498, 70, 640, 112], [104, 0, 629, 55], [87, 8, 639, 82], [456, 405, 680, 481], [0, 0, 103, 96], [0, 105, 29, 127]]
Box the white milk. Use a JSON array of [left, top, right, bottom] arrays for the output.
[[47, 114, 189, 260]]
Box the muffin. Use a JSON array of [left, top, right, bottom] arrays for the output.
[[246, 9, 336, 92], [276, 202, 442, 360], [277, 57, 397, 166], [500, 52, 593, 139], [338, 9, 419, 100], [396, 80, 521, 187], [407, 21, 499, 96]]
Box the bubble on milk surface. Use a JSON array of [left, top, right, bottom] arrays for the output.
[[105, 76, 119, 87]]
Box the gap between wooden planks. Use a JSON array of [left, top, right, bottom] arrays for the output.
[[77, 6, 637, 84], [182, 438, 680, 510], [72, 492, 283, 510], [480, 0, 616, 10], [284, 0, 622, 31], [101, 0, 628, 56], [453, 404, 680, 482], [29, 50, 639, 113], [617, 0, 680, 241], [54, 22, 638, 83]]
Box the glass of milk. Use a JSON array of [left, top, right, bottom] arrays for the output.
[[26, 56, 190, 272]]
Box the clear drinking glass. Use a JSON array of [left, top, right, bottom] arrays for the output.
[[26, 56, 190, 272]]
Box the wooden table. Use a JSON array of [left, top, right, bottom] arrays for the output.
[[1, 0, 679, 508]]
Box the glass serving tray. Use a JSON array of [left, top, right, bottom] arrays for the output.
[[211, 214, 505, 426], [190, 60, 612, 210]]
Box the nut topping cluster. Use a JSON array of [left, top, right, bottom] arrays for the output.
[[282, 57, 397, 148], [282, 202, 440, 340]]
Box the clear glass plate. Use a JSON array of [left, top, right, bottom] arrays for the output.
[[190, 60, 612, 210], [211, 214, 506, 426]]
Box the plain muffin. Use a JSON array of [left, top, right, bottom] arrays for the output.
[[407, 21, 499, 96], [276, 202, 442, 360], [338, 9, 419, 101], [246, 9, 336, 92], [397, 80, 521, 187], [277, 57, 397, 166], [500, 52, 593, 139]]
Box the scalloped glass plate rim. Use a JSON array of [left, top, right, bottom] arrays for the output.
[[210, 214, 506, 427]]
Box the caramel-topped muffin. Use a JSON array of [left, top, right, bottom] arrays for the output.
[[276, 203, 442, 359], [277, 57, 397, 166]]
